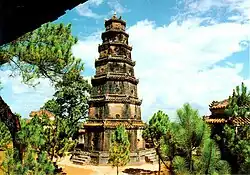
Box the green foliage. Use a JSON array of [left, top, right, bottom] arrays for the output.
[[0, 23, 82, 86], [1, 147, 55, 175], [0, 21, 86, 174], [225, 82, 250, 118], [42, 69, 91, 139], [222, 124, 250, 173], [17, 117, 46, 152], [0, 122, 11, 149], [29, 114, 76, 161], [213, 82, 250, 174], [142, 110, 170, 174], [173, 104, 230, 174], [145, 103, 230, 175], [108, 125, 130, 175]]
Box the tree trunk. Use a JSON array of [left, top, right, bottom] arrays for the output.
[[158, 154, 161, 175], [117, 165, 119, 175]]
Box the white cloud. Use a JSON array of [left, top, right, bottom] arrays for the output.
[[174, 0, 250, 24], [73, 1, 250, 120], [0, 68, 91, 118], [0, 70, 55, 117], [2, 0, 250, 122], [76, 0, 104, 19], [72, 33, 101, 69], [129, 19, 250, 120], [107, 0, 130, 14]]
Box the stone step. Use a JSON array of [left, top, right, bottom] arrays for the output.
[[77, 155, 91, 159], [148, 160, 158, 164], [71, 157, 90, 165], [72, 155, 90, 161], [72, 159, 84, 165], [146, 154, 157, 159], [72, 158, 89, 162], [145, 152, 156, 156], [144, 148, 156, 154]]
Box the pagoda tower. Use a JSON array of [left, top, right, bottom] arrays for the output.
[[82, 14, 146, 164]]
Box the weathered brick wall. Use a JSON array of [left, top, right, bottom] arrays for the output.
[[108, 103, 124, 118], [136, 130, 145, 149]]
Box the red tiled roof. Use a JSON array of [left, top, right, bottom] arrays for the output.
[[204, 116, 250, 125], [209, 99, 229, 109], [232, 117, 250, 125], [204, 118, 227, 124]]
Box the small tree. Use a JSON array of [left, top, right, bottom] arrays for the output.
[[142, 110, 170, 175], [108, 125, 130, 175]]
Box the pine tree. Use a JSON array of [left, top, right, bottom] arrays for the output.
[[225, 82, 250, 118], [108, 125, 130, 175], [0, 23, 83, 86], [142, 110, 170, 175], [1, 146, 55, 175], [0, 22, 86, 163], [214, 82, 250, 173], [144, 104, 230, 175], [172, 103, 230, 174]]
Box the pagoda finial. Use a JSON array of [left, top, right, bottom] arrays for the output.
[[112, 12, 117, 19]]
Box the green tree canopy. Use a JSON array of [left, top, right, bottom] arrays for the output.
[[108, 125, 130, 175], [225, 82, 250, 118], [142, 110, 170, 174], [0, 23, 83, 86], [144, 104, 231, 175], [214, 82, 250, 174]]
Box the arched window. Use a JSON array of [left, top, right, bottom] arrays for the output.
[[131, 90, 134, 94], [116, 114, 120, 118], [95, 114, 99, 118]]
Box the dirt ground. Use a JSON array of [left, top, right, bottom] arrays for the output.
[[61, 165, 94, 175], [57, 156, 161, 175]]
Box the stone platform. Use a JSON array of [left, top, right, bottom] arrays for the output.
[[71, 148, 157, 165]]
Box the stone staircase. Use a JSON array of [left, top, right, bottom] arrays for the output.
[[70, 149, 91, 165], [144, 148, 158, 164]]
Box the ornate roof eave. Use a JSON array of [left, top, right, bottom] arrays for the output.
[[204, 115, 250, 125], [98, 42, 132, 51], [104, 18, 126, 27], [88, 96, 142, 105], [95, 56, 135, 67], [91, 74, 139, 85], [101, 29, 129, 39], [83, 119, 145, 129], [209, 99, 228, 110]]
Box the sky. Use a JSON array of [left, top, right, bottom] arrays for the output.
[[1, 0, 250, 121]]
